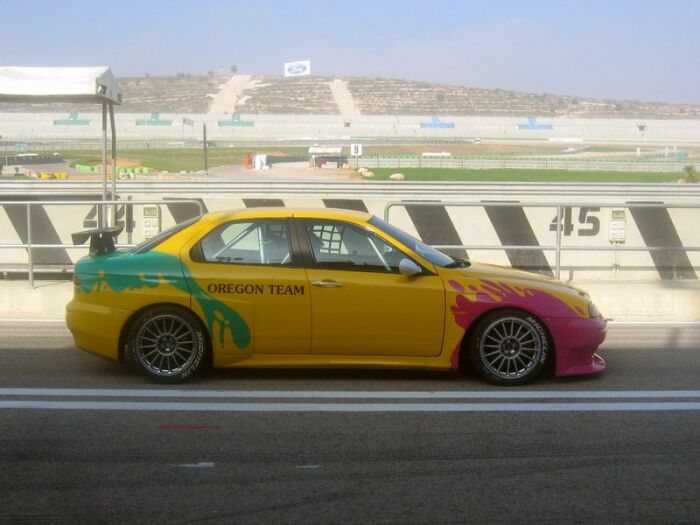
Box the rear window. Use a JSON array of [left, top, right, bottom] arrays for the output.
[[132, 216, 201, 254]]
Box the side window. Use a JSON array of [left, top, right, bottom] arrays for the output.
[[304, 220, 406, 272], [199, 220, 292, 265]]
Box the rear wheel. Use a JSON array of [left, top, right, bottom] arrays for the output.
[[470, 309, 550, 386], [129, 306, 207, 383]]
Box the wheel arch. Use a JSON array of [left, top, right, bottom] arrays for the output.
[[457, 305, 555, 371], [118, 302, 211, 363]]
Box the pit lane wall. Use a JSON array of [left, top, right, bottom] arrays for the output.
[[1, 181, 698, 285]]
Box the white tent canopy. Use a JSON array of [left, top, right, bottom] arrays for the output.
[[0, 66, 121, 104], [0, 66, 121, 226]]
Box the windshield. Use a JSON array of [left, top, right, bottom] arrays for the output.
[[131, 216, 201, 254], [368, 216, 455, 267]]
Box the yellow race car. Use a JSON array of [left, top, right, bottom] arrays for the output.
[[66, 208, 606, 385]]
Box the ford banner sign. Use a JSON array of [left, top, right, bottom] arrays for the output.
[[284, 60, 311, 77]]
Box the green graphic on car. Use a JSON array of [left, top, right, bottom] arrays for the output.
[[75, 250, 251, 350]]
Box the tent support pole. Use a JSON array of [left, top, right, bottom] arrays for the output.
[[109, 103, 117, 226], [101, 101, 108, 227]]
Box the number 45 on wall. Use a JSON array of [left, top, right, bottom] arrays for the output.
[[549, 207, 600, 236]]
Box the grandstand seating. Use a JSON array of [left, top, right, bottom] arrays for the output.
[[343, 77, 700, 118], [117, 74, 228, 113], [233, 76, 339, 114], [0, 74, 698, 119]]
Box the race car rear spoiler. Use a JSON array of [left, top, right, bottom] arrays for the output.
[[72, 225, 124, 255]]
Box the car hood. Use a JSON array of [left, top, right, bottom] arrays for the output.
[[441, 261, 589, 299]]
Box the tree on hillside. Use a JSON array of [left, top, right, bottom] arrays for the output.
[[682, 165, 697, 183], [230, 65, 238, 74]]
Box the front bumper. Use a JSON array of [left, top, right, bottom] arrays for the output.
[[547, 316, 607, 377]]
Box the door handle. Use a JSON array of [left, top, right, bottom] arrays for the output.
[[311, 280, 343, 288]]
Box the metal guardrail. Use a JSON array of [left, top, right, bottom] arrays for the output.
[[0, 199, 205, 288], [384, 201, 700, 279], [3, 180, 700, 198], [0, 137, 475, 152], [356, 157, 700, 172]]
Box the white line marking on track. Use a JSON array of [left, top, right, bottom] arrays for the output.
[[3, 319, 699, 325], [2, 388, 700, 400], [0, 319, 65, 323], [608, 321, 700, 326], [2, 400, 700, 412]]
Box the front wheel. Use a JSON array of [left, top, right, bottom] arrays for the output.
[[470, 309, 550, 386], [129, 306, 208, 384]]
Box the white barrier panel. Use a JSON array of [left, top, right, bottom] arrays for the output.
[[1, 183, 698, 281]]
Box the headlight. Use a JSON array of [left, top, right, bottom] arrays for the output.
[[588, 302, 601, 318]]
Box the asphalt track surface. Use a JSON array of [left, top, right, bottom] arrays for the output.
[[0, 322, 699, 524]]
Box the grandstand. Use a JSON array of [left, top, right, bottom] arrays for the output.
[[0, 73, 699, 119], [233, 76, 339, 114], [343, 77, 700, 119]]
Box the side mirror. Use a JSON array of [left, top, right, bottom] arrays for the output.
[[399, 258, 422, 276]]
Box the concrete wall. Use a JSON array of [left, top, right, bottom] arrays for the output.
[[1, 113, 700, 143]]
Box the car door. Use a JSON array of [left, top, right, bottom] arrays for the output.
[[298, 218, 445, 357], [183, 217, 311, 355]]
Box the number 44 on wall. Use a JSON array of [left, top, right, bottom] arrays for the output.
[[549, 207, 600, 236]]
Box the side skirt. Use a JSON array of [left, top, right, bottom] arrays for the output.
[[213, 353, 455, 371]]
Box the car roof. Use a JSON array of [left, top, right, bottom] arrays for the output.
[[203, 207, 373, 223]]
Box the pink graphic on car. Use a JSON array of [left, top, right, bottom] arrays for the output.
[[447, 278, 587, 369]]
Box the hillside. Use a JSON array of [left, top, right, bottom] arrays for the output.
[[1, 74, 699, 119]]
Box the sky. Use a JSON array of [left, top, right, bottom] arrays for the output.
[[2, 0, 700, 104]]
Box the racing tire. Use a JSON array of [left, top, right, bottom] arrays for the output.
[[128, 306, 208, 384], [469, 309, 550, 386]]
